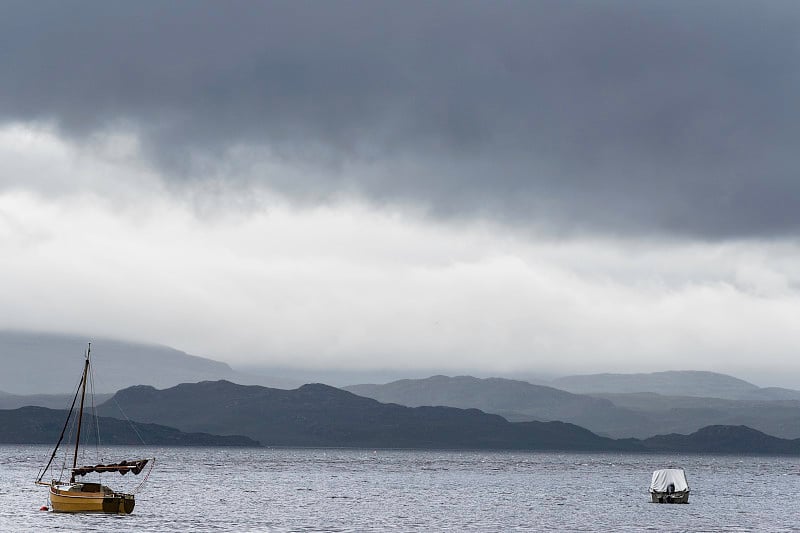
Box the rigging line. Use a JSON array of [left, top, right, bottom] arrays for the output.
[[71, 346, 90, 474], [89, 358, 101, 466], [60, 406, 79, 481], [37, 372, 83, 483], [112, 396, 147, 446], [131, 457, 156, 495]]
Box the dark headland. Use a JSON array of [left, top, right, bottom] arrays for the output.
[[0, 405, 259, 446]]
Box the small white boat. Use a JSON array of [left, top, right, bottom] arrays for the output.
[[650, 468, 690, 503]]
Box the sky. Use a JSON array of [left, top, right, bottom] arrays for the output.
[[1, 1, 799, 386]]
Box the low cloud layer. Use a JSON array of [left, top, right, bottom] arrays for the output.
[[2, 4, 799, 386], [2, 127, 800, 386], [1, 1, 799, 237]]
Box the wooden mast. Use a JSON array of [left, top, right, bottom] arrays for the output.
[[72, 343, 91, 477]]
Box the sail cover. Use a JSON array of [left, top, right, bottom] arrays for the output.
[[72, 459, 149, 478], [650, 468, 689, 492]]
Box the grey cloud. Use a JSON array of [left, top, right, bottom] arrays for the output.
[[1, 1, 799, 238]]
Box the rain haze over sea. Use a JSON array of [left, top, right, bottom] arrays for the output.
[[2, 445, 798, 532]]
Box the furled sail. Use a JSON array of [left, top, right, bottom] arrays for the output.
[[72, 459, 149, 478]]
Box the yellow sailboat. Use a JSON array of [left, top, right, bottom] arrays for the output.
[[35, 343, 153, 514]]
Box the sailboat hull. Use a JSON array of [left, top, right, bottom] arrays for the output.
[[50, 485, 135, 514]]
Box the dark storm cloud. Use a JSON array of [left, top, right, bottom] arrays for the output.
[[1, 1, 799, 237]]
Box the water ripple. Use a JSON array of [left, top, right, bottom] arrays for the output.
[[0, 446, 797, 531]]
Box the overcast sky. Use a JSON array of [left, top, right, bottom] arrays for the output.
[[1, 1, 799, 386]]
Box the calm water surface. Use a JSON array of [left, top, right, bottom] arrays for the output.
[[1, 445, 798, 531]]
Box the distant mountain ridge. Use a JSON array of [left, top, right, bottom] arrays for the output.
[[96, 380, 640, 451], [0, 406, 258, 446], [8, 330, 800, 443], [0, 330, 296, 394], [344, 375, 649, 429], [346, 374, 800, 440], [550, 371, 760, 399], [0, 391, 113, 410], [86, 379, 800, 455]]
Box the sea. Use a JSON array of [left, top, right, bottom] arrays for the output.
[[1, 445, 798, 532]]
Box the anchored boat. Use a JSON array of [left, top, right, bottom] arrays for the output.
[[35, 343, 153, 513], [649, 468, 690, 504]]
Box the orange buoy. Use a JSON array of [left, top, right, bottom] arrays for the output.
[[39, 505, 48, 511]]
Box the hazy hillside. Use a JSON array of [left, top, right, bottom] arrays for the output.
[[592, 392, 760, 413], [97, 380, 641, 451], [592, 392, 800, 413], [0, 330, 296, 394], [0, 406, 259, 446], [736, 387, 800, 402], [345, 375, 800, 439], [0, 391, 113, 410], [593, 392, 800, 439], [91, 380, 800, 454], [344, 375, 649, 429], [551, 371, 760, 399]]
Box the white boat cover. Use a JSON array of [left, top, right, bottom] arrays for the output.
[[650, 469, 689, 492]]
